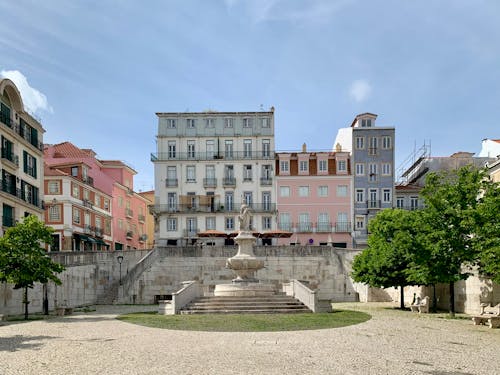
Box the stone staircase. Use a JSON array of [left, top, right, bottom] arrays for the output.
[[180, 295, 312, 314]]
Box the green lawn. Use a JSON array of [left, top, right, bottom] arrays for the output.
[[117, 310, 371, 332]]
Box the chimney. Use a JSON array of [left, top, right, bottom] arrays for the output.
[[302, 143, 307, 153]]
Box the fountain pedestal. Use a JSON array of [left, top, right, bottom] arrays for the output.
[[214, 231, 274, 297]]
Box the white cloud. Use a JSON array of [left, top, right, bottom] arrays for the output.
[[0, 70, 53, 114], [349, 79, 372, 102]]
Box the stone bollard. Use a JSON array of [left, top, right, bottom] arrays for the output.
[[158, 300, 174, 315]]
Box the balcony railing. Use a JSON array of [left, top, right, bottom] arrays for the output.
[[1, 115, 44, 151], [203, 178, 217, 188], [333, 222, 352, 232], [165, 178, 178, 187], [260, 177, 273, 186], [278, 223, 292, 231], [125, 208, 134, 218], [1, 148, 19, 166], [151, 151, 275, 162], [82, 199, 93, 208], [151, 202, 276, 214], [82, 176, 94, 187], [0, 179, 43, 209], [183, 229, 199, 237], [296, 222, 313, 233], [223, 177, 236, 187], [315, 223, 332, 232], [138, 214, 145, 222], [367, 200, 381, 209], [126, 231, 133, 238]]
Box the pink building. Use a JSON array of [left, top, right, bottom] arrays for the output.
[[276, 147, 352, 247], [44, 142, 149, 250]]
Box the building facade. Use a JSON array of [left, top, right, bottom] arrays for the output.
[[139, 190, 155, 249], [275, 146, 352, 247], [334, 113, 395, 248], [0, 78, 45, 234], [152, 109, 276, 246]]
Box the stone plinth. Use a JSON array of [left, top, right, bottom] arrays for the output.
[[214, 282, 275, 297]]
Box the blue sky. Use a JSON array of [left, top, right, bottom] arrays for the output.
[[1, 0, 499, 191]]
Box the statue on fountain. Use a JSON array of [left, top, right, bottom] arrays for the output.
[[238, 204, 252, 232]]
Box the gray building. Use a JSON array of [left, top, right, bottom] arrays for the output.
[[334, 113, 395, 248]]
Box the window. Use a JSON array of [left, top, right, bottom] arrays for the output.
[[337, 212, 348, 231], [369, 163, 378, 182], [382, 163, 391, 176], [83, 189, 90, 200], [225, 140, 233, 158], [166, 119, 176, 128], [243, 140, 252, 158], [410, 196, 419, 210], [167, 218, 177, 231], [299, 213, 310, 232], [355, 163, 365, 176], [318, 160, 328, 172], [186, 118, 195, 128], [355, 216, 365, 229], [94, 194, 100, 206], [396, 197, 404, 208], [337, 160, 347, 172], [225, 217, 234, 230], [186, 166, 196, 182], [49, 205, 60, 221], [118, 196, 123, 207], [225, 192, 234, 211], [262, 192, 271, 211], [299, 160, 308, 172], [280, 160, 289, 173], [383, 189, 391, 203], [167, 166, 177, 186], [118, 219, 123, 230], [355, 136, 365, 149], [73, 208, 80, 224], [262, 165, 272, 180], [224, 118, 233, 128], [369, 189, 378, 208], [369, 137, 378, 155], [205, 165, 215, 179], [71, 166, 78, 177], [262, 216, 272, 230], [95, 217, 102, 230], [318, 186, 328, 197], [382, 136, 392, 149], [205, 118, 215, 128], [243, 118, 253, 128], [299, 186, 309, 197], [168, 141, 176, 158], [356, 189, 365, 203], [279, 213, 291, 231], [104, 199, 110, 211], [243, 165, 252, 181], [186, 217, 197, 232], [206, 140, 215, 158], [243, 192, 253, 205], [206, 217, 216, 230], [337, 185, 348, 197], [361, 118, 372, 127], [318, 213, 330, 231], [168, 192, 177, 211], [280, 186, 290, 197], [187, 140, 195, 158], [48, 181, 60, 194], [72, 184, 80, 198], [262, 139, 271, 157], [23, 151, 37, 178], [261, 117, 270, 128]]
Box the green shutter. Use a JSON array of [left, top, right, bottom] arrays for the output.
[[31, 127, 38, 148], [33, 157, 37, 179], [23, 150, 28, 173]]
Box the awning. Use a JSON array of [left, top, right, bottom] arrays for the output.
[[75, 234, 97, 243], [95, 239, 107, 246]]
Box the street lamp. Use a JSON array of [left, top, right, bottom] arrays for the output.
[[117, 255, 124, 285]]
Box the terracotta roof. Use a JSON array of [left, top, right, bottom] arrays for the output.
[[44, 165, 69, 177], [51, 142, 97, 158], [395, 184, 421, 191]]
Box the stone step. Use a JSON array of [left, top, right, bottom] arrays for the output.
[[190, 301, 306, 307], [188, 303, 308, 310], [196, 296, 293, 303], [180, 308, 311, 315]]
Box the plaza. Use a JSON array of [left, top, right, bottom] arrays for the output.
[[1, 303, 498, 375]]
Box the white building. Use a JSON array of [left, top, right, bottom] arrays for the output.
[[1, 78, 45, 234], [151, 109, 276, 246], [478, 138, 500, 158]]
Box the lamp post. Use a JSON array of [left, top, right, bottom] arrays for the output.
[[117, 255, 124, 285]]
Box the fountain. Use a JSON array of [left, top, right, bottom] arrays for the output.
[[213, 205, 275, 296]]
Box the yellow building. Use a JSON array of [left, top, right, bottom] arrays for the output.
[[487, 157, 500, 183], [0, 78, 45, 234], [139, 190, 155, 248]]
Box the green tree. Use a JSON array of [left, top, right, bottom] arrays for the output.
[[352, 209, 424, 309], [0, 215, 65, 319], [418, 166, 497, 315]]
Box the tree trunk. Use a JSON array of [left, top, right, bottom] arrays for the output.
[[23, 287, 29, 320], [432, 284, 437, 313], [449, 282, 455, 317], [43, 283, 49, 315], [400, 286, 405, 310]]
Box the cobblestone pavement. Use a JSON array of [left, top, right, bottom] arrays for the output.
[[0, 303, 499, 375]]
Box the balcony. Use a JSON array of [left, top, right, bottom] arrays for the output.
[[1, 115, 44, 151], [165, 178, 178, 187], [83, 225, 95, 235], [296, 222, 313, 233], [334, 222, 352, 232], [367, 200, 381, 209], [223, 177, 236, 187], [278, 222, 292, 231], [183, 229, 199, 237], [260, 177, 273, 186], [139, 234, 147, 242], [369, 147, 378, 156], [95, 228, 103, 238], [0, 111, 11, 127], [316, 223, 332, 232], [151, 150, 275, 162], [125, 208, 134, 218], [203, 178, 217, 188], [126, 231, 133, 239], [0, 179, 43, 209], [138, 214, 145, 223], [82, 199, 93, 209], [81, 176, 94, 187], [1, 148, 19, 167], [150, 202, 275, 214]]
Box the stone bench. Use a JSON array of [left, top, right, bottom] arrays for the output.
[[472, 303, 500, 329], [410, 296, 430, 314], [55, 307, 74, 316]]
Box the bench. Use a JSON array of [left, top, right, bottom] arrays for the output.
[[410, 296, 430, 314], [55, 307, 74, 316], [471, 303, 500, 329]]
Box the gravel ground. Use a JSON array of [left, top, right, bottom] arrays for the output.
[[0, 302, 499, 375]]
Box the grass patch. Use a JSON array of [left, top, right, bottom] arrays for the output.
[[117, 310, 371, 332]]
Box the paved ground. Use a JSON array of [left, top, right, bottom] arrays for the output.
[[0, 303, 499, 375]]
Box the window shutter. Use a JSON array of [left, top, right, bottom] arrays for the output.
[[23, 150, 28, 173], [33, 157, 37, 178]]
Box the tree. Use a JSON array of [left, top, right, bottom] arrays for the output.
[[352, 209, 424, 309], [0, 215, 65, 319], [418, 166, 497, 315]]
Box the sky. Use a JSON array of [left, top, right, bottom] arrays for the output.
[[1, 0, 499, 191]]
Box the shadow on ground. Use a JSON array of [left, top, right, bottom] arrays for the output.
[[0, 335, 59, 352]]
